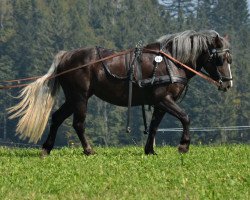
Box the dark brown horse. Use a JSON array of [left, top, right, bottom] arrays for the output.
[[8, 30, 233, 156]]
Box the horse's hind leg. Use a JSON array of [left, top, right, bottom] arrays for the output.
[[41, 102, 73, 157], [73, 100, 94, 156], [145, 108, 165, 155]]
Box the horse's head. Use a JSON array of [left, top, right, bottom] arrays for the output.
[[202, 34, 233, 92], [157, 30, 233, 91]]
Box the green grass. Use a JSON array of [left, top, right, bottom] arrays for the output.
[[0, 145, 249, 200]]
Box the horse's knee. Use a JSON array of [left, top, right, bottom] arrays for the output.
[[184, 114, 190, 125], [181, 113, 190, 126]]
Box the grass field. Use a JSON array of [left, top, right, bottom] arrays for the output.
[[0, 145, 249, 200]]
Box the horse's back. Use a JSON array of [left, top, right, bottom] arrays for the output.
[[57, 47, 96, 72]]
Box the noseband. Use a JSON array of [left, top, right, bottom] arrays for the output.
[[207, 48, 233, 83]]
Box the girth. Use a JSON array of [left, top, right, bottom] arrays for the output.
[[138, 75, 187, 87]]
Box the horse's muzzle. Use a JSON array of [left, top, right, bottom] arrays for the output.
[[218, 80, 233, 92]]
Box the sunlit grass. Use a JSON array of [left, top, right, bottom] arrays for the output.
[[0, 145, 249, 199]]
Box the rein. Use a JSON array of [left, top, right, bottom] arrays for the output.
[[144, 49, 221, 87], [0, 49, 133, 90], [0, 47, 221, 90]]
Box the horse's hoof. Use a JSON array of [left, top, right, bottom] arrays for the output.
[[83, 148, 95, 156], [145, 149, 157, 155], [178, 144, 189, 153], [40, 149, 50, 158]]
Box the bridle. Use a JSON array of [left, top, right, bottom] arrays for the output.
[[206, 48, 233, 84]]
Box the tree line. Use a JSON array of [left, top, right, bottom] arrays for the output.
[[0, 0, 249, 146]]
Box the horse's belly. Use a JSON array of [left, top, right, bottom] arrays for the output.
[[93, 80, 151, 107], [93, 80, 130, 106]]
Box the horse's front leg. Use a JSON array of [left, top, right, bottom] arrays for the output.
[[158, 95, 190, 153], [145, 108, 165, 155]]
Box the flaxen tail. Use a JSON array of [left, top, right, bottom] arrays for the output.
[[8, 51, 67, 143]]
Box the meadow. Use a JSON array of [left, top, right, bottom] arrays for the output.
[[0, 145, 249, 200]]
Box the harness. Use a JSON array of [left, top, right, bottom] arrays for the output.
[[96, 46, 188, 87], [207, 48, 233, 83], [96, 45, 188, 134]]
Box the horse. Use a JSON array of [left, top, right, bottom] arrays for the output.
[[8, 30, 233, 156]]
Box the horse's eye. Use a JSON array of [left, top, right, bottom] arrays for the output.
[[227, 56, 232, 64], [226, 53, 232, 64]]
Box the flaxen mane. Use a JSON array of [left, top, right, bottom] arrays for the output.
[[157, 30, 228, 66]]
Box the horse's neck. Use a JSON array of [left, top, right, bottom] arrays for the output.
[[162, 47, 198, 81], [144, 42, 205, 81], [185, 52, 209, 80]]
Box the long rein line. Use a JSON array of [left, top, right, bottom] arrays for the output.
[[0, 48, 220, 90], [144, 49, 220, 87], [0, 49, 133, 90], [161, 50, 220, 87]]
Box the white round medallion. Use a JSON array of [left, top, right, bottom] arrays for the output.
[[155, 55, 163, 63]]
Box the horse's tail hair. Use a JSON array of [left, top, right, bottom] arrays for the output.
[[8, 51, 67, 143]]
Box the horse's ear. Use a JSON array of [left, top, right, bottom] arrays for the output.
[[214, 34, 223, 47], [223, 34, 230, 42]]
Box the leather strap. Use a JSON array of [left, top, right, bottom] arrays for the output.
[[138, 75, 187, 87]]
